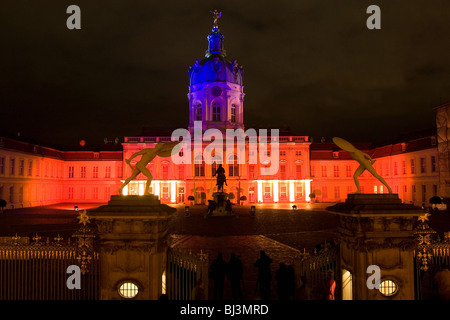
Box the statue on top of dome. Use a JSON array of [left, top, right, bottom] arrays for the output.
[[211, 10, 222, 26]]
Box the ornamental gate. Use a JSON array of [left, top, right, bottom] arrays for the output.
[[294, 242, 340, 300], [0, 212, 99, 300], [414, 215, 450, 300], [166, 247, 209, 300]]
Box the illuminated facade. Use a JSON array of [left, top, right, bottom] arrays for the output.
[[0, 20, 441, 209]]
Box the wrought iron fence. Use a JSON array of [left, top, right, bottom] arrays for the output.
[[414, 214, 450, 300], [166, 247, 209, 300], [293, 242, 340, 300], [0, 210, 99, 300]]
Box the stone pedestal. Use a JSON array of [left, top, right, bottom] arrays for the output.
[[327, 194, 425, 300], [89, 195, 175, 300], [207, 192, 232, 216]]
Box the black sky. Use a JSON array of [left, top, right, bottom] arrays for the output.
[[1, 0, 449, 147]]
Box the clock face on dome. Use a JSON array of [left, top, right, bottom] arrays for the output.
[[211, 86, 222, 97]]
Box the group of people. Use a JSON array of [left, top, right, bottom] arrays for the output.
[[210, 252, 244, 300], [209, 250, 306, 300]]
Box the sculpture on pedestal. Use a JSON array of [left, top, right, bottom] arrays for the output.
[[119, 141, 180, 195], [332, 137, 392, 194], [213, 164, 227, 192]]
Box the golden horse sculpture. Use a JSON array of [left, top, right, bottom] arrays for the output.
[[332, 137, 392, 194], [119, 141, 181, 195]]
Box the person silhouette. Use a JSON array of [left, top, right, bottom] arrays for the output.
[[333, 137, 392, 194], [254, 250, 272, 300], [227, 253, 244, 300], [211, 252, 227, 300]]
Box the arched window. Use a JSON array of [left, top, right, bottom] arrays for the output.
[[194, 103, 202, 121], [228, 155, 239, 177], [212, 102, 221, 121], [231, 104, 237, 123]]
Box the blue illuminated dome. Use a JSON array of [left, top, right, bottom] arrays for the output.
[[189, 24, 244, 86]]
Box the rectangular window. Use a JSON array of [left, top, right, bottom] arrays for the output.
[[394, 162, 398, 175], [162, 165, 169, 179], [311, 166, 315, 177], [322, 186, 328, 199], [19, 160, 24, 176], [28, 160, 33, 176], [0, 157, 5, 175], [69, 166, 74, 178], [412, 185, 416, 201], [411, 159, 416, 174], [346, 165, 352, 177], [433, 184, 438, 196], [93, 166, 99, 178], [333, 165, 339, 177], [162, 186, 169, 199], [105, 166, 111, 178], [117, 166, 123, 178], [9, 186, 14, 203], [178, 166, 185, 180], [280, 151, 286, 157], [280, 186, 287, 199], [420, 157, 426, 173], [422, 185, 426, 202], [194, 164, 205, 177], [81, 166, 86, 178], [280, 165, 286, 179], [347, 186, 353, 194], [334, 186, 340, 199], [68, 187, 74, 200], [264, 186, 271, 199], [296, 165, 302, 179], [385, 163, 389, 176], [402, 160, 406, 175], [295, 151, 302, 156], [81, 187, 86, 200], [249, 165, 255, 179], [321, 166, 327, 177], [93, 187, 98, 200], [296, 185, 303, 199], [10, 158, 15, 175], [431, 156, 436, 172]]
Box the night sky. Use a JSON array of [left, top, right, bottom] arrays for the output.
[[1, 1, 450, 147]]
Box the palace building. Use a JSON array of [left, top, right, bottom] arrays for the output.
[[0, 17, 444, 209]]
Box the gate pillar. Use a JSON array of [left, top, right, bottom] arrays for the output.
[[89, 195, 175, 300], [327, 194, 424, 300]]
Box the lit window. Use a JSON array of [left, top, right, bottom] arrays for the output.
[[69, 166, 74, 178], [105, 166, 111, 178], [420, 157, 426, 173], [231, 104, 237, 122], [229, 156, 239, 177], [379, 279, 398, 297], [118, 282, 139, 299], [334, 165, 339, 177]]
